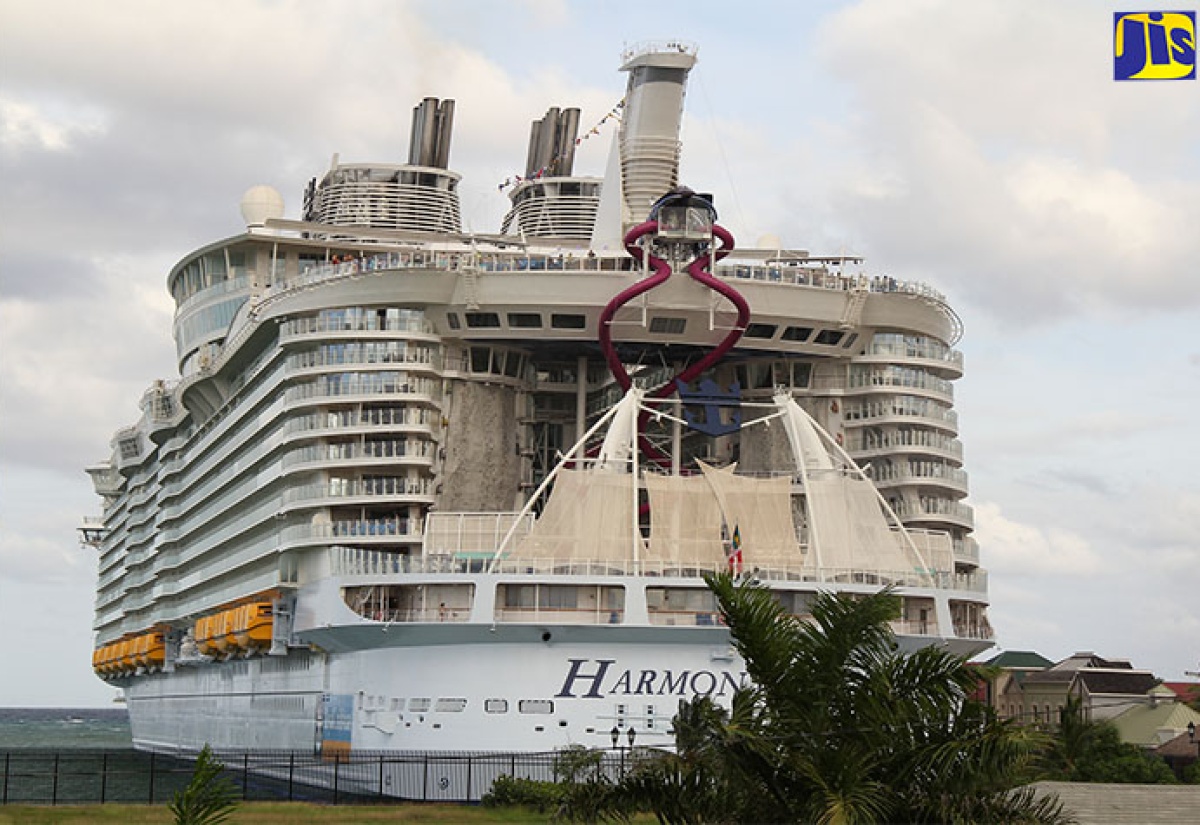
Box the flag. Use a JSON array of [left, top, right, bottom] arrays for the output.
[[727, 524, 743, 574]]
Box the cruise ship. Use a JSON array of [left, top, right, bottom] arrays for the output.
[[83, 42, 991, 758]]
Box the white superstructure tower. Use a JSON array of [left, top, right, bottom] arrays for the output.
[[592, 42, 697, 247]]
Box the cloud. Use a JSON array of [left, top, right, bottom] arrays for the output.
[[0, 257, 177, 475], [0, 94, 107, 152], [974, 501, 1103, 577], [804, 0, 1200, 324]]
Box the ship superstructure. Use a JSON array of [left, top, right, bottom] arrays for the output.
[[85, 42, 989, 758]]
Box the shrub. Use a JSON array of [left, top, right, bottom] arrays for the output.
[[168, 745, 239, 825], [481, 775, 564, 812]]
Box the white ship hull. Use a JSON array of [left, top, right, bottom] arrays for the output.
[[125, 579, 987, 756]]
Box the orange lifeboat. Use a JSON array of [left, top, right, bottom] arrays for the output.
[[141, 631, 166, 670], [234, 601, 274, 652], [148, 632, 166, 669], [131, 634, 150, 670], [194, 615, 220, 657], [115, 639, 134, 676], [227, 605, 248, 655], [100, 644, 117, 676], [212, 609, 237, 656]]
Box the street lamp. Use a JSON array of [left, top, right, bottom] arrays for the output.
[[610, 725, 638, 777], [1188, 721, 1195, 743]]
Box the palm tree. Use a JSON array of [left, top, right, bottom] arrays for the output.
[[576, 575, 1070, 824]]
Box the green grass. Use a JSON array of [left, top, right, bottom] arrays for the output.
[[0, 802, 559, 824]]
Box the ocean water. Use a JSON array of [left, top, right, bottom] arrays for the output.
[[0, 706, 133, 750]]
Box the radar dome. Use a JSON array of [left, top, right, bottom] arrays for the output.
[[240, 185, 285, 228]]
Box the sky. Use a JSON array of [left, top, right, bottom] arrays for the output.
[[0, 0, 1197, 707]]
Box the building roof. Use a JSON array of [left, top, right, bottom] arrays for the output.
[[980, 650, 1054, 670], [1076, 669, 1160, 696], [1048, 652, 1133, 672], [1110, 702, 1200, 748], [1156, 729, 1200, 758], [1022, 669, 1076, 686], [1163, 681, 1200, 703]]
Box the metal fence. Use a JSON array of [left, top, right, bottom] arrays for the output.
[[0, 748, 621, 805]]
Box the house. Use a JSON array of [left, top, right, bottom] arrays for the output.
[[971, 650, 1054, 722], [1110, 700, 1200, 749], [1019, 652, 1161, 725]]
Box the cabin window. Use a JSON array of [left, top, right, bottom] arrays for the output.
[[744, 362, 774, 390], [470, 347, 491, 373], [502, 352, 522, 378], [485, 699, 508, 714], [551, 314, 586, 329], [814, 329, 844, 346], [507, 313, 542, 328], [435, 698, 468, 713], [519, 700, 554, 714], [503, 585, 536, 608], [649, 317, 686, 334], [744, 323, 777, 339], [790, 362, 812, 388], [781, 326, 812, 342], [465, 312, 501, 328], [539, 586, 577, 609]]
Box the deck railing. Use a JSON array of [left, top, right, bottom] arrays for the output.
[[329, 547, 988, 593]]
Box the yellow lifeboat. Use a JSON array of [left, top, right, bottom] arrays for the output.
[[145, 631, 166, 670], [213, 609, 237, 655], [100, 644, 118, 676], [226, 605, 248, 655], [193, 615, 217, 656], [131, 634, 150, 669], [136, 631, 166, 671], [234, 601, 274, 651], [115, 639, 134, 676]]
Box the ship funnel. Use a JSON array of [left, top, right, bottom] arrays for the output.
[[302, 96, 462, 236], [408, 97, 456, 169], [525, 107, 582, 178]]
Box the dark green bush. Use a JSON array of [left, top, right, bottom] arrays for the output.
[[481, 774, 564, 812]]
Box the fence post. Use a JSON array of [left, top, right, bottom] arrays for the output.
[[379, 754, 384, 798], [423, 753, 429, 801], [332, 754, 339, 805], [2, 752, 8, 804], [288, 752, 295, 801], [100, 753, 108, 803], [148, 752, 156, 804], [466, 754, 472, 802], [51, 753, 59, 805], [242, 753, 249, 801]]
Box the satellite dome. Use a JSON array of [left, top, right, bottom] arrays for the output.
[[240, 185, 285, 228]]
